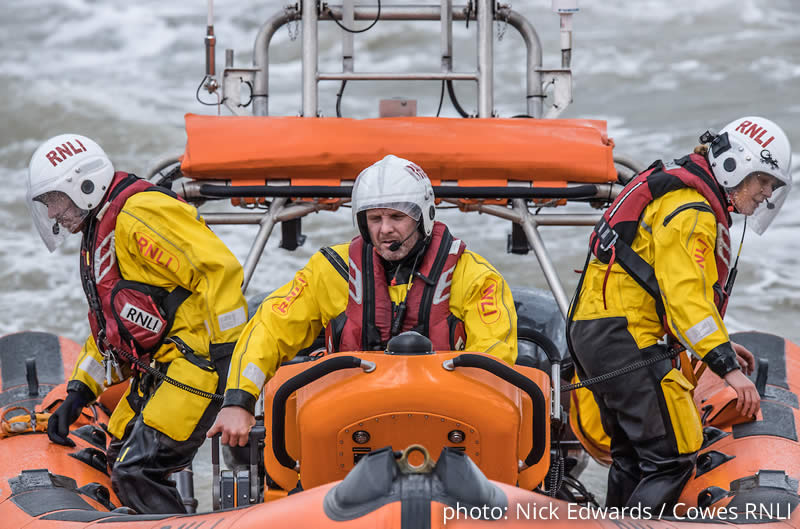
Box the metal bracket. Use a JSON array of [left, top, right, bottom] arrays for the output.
[[537, 68, 572, 119], [223, 67, 260, 116]]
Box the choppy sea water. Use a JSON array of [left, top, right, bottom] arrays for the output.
[[2, 0, 799, 512]]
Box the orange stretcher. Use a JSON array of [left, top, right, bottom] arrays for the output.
[[180, 114, 617, 185]]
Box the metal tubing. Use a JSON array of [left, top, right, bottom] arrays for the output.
[[324, 5, 458, 20], [144, 153, 182, 181], [506, 11, 543, 118], [476, 0, 493, 117], [302, 0, 319, 117], [196, 183, 602, 200], [441, 0, 452, 72], [318, 71, 477, 81], [551, 363, 561, 422], [342, 0, 354, 72], [242, 198, 287, 293], [253, 8, 297, 115], [203, 201, 601, 228], [275, 5, 545, 118], [441, 200, 602, 225], [512, 199, 570, 318], [205, 26, 216, 77], [202, 202, 336, 225], [176, 466, 198, 513]]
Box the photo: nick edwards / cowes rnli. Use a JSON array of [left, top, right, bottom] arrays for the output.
[[2, 0, 799, 528]]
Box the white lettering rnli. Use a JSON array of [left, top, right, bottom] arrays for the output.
[[121, 302, 164, 334]]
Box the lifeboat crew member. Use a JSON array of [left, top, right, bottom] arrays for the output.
[[26, 134, 248, 514], [568, 116, 793, 509], [209, 154, 518, 447]]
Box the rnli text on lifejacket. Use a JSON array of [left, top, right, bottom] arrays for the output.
[[121, 302, 163, 334]]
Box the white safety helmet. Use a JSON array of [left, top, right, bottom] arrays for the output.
[[705, 116, 793, 235], [26, 134, 114, 251], [351, 155, 436, 240]]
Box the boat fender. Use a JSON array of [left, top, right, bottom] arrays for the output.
[[323, 446, 396, 520], [323, 446, 508, 522], [432, 446, 508, 511]]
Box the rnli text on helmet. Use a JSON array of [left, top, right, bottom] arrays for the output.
[[734, 120, 777, 149], [45, 139, 89, 167]]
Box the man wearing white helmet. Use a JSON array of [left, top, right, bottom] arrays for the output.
[[568, 117, 792, 509], [209, 155, 518, 447], [26, 134, 248, 513]]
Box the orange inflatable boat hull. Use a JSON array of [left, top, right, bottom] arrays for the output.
[[2, 330, 799, 528]]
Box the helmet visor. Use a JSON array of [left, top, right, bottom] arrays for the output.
[[746, 174, 792, 235], [28, 191, 88, 252], [355, 200, 422, 221]]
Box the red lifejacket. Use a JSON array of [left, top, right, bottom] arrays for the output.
[[80, 172, 190, 362], [325, 221, 467, 352], [589, 153, 733, 320]]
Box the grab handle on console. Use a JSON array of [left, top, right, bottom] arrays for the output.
[[443, 353, 548, 468], [272, 356, 376, 471]]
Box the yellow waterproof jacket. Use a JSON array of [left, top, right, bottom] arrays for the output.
[[70, 191, 248, 399], [570, 187, 736, 456], [225, 243, 517, 412], [573, 187, 731, 360]]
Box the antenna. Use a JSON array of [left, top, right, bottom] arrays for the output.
[[552, 0, 579, 68], [204, 0, 219, 94]]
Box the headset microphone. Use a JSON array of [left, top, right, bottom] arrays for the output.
[[52, 222, 60, 235], [765, 198, 775, 210], [389, 230, 415, 252]]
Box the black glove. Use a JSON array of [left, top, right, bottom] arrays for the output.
[[47, 388, 92, 447]]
